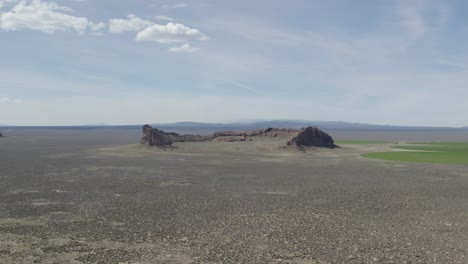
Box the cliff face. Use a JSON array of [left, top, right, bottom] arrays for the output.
[[246, 128, 300, 138], [141, 125, 212, 146], [287, 126, 337, 149], [165, 132, 212, 142], [140, 125, 173, 147]]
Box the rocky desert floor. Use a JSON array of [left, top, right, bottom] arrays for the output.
[[0, 128, 467, 263]]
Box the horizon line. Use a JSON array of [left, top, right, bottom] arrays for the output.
[[0, 120, 467, 129]]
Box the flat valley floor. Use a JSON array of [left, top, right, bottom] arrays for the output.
[[0, 128, 467, 263]]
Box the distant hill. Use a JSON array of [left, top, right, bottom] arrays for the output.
[[153, 120, 468, 131], [2, 120, 467, 131], [153, 122, 225, 128], [80, 123, 110, 126]]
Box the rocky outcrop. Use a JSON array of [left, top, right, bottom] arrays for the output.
[[0, 132, 3, 138], [212, 131, 246, 138], [246, 128, 300, 138], [287, 126, 337, 149], [166, 132, 212, 142], [141, 125, 212, 146], [140, 125, 337, 149], [211, 135, 249, 142], [141, 125, 173, 147]]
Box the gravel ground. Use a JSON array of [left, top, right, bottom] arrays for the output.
[[0, 129, 467, 263]]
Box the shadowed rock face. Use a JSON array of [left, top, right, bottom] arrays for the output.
[[141, 125, 212, 146], [166, 133, 212, 142], [212, 131, 246, 138], [247, 128, 300, 138], [0, 133, 3, 137], [287, 126, 337, 149], [140, 125, 173, 147], [211, 135, 250, 142]]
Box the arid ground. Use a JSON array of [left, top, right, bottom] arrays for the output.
[[0, 128, 467, 263]]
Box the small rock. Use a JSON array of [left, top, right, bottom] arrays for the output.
[[32, 248, 44, 257]]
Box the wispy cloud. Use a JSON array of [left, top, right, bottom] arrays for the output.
[[397, 0, 450, 39], [137, 23, 208, 43], [109, 14, 154, 33], [89, 21, 106, 32], [155, 15, 174, 22], [169, 43, 199, 52], [0, 0, 18, 9], [0, 97, 22, 103], [397, 0, 427, 38], [0, 94, 347, 126], [165, 3, 187, 9]]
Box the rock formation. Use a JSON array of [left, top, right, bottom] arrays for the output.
[[212, 131, 246, 138], [287, 126, 337, 149], [0, 132, 3, 138], [141, 125, 212, 146], [165, 132, 212, 142], [141, 125, 173, 147], [211, 135, 249, 142], [246, 127, 300, 138], [140, 125, 337, 149]]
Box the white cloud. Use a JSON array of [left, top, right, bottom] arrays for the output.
[[89, 21, 106, 32], [0, 0, 89, 33], [108, 14, 208, 50], [108, 14, 154, 33], [136, 22, 208, 43], [154, 15, 174, 22], [169, 43, 199, 52]]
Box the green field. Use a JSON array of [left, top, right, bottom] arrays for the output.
[[362, 142, 468, 165], [336, 140, 392, 145]]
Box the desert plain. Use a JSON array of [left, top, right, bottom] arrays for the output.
[[0, 128, 467, 263]]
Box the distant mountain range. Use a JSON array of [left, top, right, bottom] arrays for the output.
[[1, 120, 467, 131], [80, 123, 110, 127], [153, 120, 468, 131]]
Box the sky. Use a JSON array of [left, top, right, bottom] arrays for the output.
[[0, 0, 467, 126]]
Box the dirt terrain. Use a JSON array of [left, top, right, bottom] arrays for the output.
[[0, 128, 467, 263]]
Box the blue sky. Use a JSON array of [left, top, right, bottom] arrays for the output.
[[1, 0, 467, 126]]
